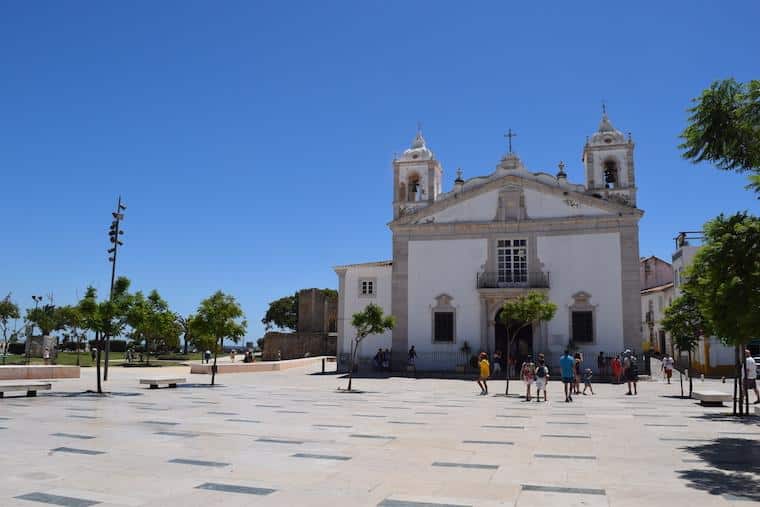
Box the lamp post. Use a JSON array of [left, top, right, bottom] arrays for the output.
[[103, 196, 126, 381]]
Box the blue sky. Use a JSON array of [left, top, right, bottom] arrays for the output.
[[1, 1, 758, 341]]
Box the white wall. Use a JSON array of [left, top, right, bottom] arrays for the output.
[[431, 190, 499, 223], [523, 188, 609, 219], [538, 233, 624, 360], [408, 239, 488, 369], [338, 265, 392, 359]]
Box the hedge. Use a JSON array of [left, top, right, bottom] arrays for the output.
[[8, 342, 26, 355], [87, 339, 127, 352]]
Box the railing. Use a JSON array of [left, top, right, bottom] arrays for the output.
[[476, 271, 550, 289]]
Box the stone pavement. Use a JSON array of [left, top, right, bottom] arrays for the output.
[[0, 364, 758, 506]]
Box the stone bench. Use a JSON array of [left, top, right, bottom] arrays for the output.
[[0, 382, 52, 398], [139, 377, 186, 389], [692, 390, 732, 406]]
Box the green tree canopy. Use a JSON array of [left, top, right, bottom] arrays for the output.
[[26, 304, 65, 336], [0, 294, 20, 339], [345, 303, 395, 391], [127, 290, 180, 362], [499, 292, 558, 395], [261, 293, 298, 331], [680, 78, 760, 194], [661, 294, 710, 397], [190, 291, 247, 385]]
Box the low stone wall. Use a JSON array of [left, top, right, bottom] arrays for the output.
[[261, 332, 336, 361], [190, 356, 331, 375], [0, 365, 80, 380]]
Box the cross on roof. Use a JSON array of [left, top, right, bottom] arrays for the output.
[[504, 128, 517, 153]]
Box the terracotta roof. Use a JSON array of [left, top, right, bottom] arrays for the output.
[[333, 260, 392, 270], [640, 282, 674, 294]]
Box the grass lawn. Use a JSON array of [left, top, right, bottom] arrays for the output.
[[0, 351, 194, 367]]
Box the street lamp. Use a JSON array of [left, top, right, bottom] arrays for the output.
[[103, 196, 126, 381]]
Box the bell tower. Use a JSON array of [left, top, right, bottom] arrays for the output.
[[392, 129, 442, 219], [582, 109, 637, 206]]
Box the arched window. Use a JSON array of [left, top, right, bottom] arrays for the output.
[[407, 173, 421, 202], [603, 160, 619, 188]]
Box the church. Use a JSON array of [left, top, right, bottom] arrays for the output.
[[334, 112, 643, 372]]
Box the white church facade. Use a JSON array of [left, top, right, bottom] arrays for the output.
[[335, 113, 643, 372]]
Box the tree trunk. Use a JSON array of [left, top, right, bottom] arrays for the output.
[[211, 337, 220, 386], [146, 337, 150, 366], [733, 345, 739, 415], [687, 350, 693, 398], [347, 340, 356, 391], [95, 331, 102, 394], [504, 334, 511, 396], [742, 342, 749, 416]]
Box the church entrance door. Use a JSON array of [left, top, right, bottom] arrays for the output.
[[494, 309, 533, 376]]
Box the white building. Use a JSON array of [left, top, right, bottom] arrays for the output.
[[639, 256, 675, 355], [335, 113, 643, 371]]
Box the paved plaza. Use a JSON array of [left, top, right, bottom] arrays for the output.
[[1, 363, 758, 506]]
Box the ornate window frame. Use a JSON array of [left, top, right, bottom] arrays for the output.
[[431, 294, 456, 344], [568, 291, 596, 344]]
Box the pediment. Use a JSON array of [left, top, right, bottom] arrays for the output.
[[393, 173, 640, 226]]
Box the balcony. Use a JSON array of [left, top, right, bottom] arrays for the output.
[[476, 271, 550, 289]]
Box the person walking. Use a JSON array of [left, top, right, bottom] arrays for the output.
[[560, 349, 575, 402], [477, 352, 490, 395], [535, 354, 549, 402], [383, 348, 390, 370], [623, 350, 639, 395], [662, 355, 675, 384], [492, 350, 503, 378], [612, 355, 622, 384], [42, 347, 50, 365], [408, 345, 417, 374], [521, 355, 536, 401], [744, 349, 759, 404], [573, 353, 582, 395], [582, 367, 594, 395]]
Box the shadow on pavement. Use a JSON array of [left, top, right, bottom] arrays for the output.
[[688, 412, 760, 426], [678, 438, 760, 501]]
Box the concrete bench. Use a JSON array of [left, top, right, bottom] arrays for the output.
[[139, 377, 185, 389], [692, 390, 732, 406], [0, 382, 52, 398]]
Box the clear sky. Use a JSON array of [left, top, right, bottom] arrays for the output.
[[1, 1, 758, 341]]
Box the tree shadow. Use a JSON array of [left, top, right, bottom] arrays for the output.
[[677, 468, 760, 502], [688, 412, 760, 426], [676, 438, 760, 501]]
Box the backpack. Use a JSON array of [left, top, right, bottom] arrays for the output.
[[536, 365, 547, 378], [629, 356, 639, 374]]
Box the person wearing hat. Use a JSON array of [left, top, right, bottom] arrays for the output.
[[623, 349, 639, 395], [476, 352, 490, 395], [521, 355, 536, 401]]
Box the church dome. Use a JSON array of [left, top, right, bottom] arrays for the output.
[[400, 130, 434, 161], [588, 112, 626, 145]]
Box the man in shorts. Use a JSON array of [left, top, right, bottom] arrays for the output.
[[559, 349, 575, 402], [477, 352, 490, 395], [535, 354, 549, 402], [744, 349, 759, 404]]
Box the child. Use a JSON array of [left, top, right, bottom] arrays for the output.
[[477, 352, 490, 395], [535, 355, 549, 402], [521, 356, 536, 401], [582, 367, 594, 395]]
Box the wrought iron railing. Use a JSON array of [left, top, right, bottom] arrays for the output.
[[476, 271, 550, 289]]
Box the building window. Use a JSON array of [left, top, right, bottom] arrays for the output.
[[568, 291, 596, 344], [434, 312, 454, 342], [571, 311, 593, 343], [603, 159, 619, 188], [431, 294, 456, 343], [359, 278, 376, 297], [497, 239, 527, 284]]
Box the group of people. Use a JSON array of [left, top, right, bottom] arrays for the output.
[[373, 348, 391, 371], [475, 348, 641, 402]]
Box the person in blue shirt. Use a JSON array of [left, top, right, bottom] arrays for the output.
[[559, 349, 576, 402]]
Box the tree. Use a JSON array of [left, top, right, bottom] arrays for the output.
[[680, 78, 760, 196], [77, 278, 132, 393], [499, 292, 557, 395], [661, 294, 710, 398], [261, 293, 298, 331], [58, 305, 84, 366], [190, 291, 247, 386], [345, 303, 395, 392], [127, 290, 179, 364], [26, 304, 65, 337], [175, 313, 195, 355], [0, 294, 20, 365], [684, 212, 760, 415]]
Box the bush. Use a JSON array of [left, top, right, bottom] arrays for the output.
[[8, 342, 26, 355], [88, 339, 127, 352], [60, 341, 85, 351]]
